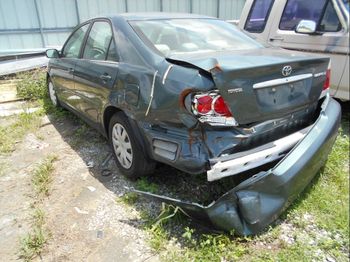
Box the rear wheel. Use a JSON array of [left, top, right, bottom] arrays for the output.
[[109, 112, 155, 179]]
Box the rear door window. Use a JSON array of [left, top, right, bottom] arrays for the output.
[[244, 0, 275, 33], [279, 0, 342, 32], [106, 40, 118, 62], [83, 21, 113, 61]]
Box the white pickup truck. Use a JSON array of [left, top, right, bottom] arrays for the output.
[[236, 0, 349, 100]]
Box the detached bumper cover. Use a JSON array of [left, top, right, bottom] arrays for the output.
[[135, 96, 341, 235]]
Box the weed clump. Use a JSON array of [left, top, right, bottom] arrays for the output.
[[16, 69, 47, 100]]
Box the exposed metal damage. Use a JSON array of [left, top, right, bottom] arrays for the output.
[[134, 95, 341, 235]]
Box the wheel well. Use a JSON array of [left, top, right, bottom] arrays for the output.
[[103, 106, 122, 138]]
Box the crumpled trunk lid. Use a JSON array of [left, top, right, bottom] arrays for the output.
[[167, 48, 330, 124]]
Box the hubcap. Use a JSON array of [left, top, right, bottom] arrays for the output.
[[112, 123, 133, 169], [48, 82, 57, 106]]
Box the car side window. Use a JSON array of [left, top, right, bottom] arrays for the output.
[[244, 0, 275, 33], [83, 21, 113, 61], [107, 40, 118, 62], [319, 1, 342, 31], [62, 24, 89, 58], [279, 0, 342, 32]]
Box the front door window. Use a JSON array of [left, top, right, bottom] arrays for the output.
[[62, 24, 89, 58]]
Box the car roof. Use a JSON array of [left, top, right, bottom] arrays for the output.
[[106, 12, 216, 21]]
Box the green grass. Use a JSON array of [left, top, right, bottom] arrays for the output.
[[136, 177, 159, 193], [16, 69, 47, 101], [32, 155, 57, 197], [118, 177, 160, 205], [19, 155, 57, 261], [19, 208, 48, 262], [118, 192, 139, 205], [0, 70, 73, 156], [290, 131, 349, 235], [0, 112, 43, 155]]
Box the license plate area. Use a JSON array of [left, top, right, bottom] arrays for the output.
[[255, 79, 311, 113]]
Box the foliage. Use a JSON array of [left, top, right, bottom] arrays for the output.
[[16, 69, 47, 100]]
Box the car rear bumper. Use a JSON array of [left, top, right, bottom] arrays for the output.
[[207, 126, 311, 181], [135, 95, 341, 235]]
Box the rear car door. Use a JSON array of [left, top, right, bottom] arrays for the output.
[[73, 20, 119, 127], [50, 23, 90, 109], [266, 0, 349, 97]]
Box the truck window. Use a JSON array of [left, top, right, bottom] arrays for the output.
[[343, 0, 349, 11], [279, 0, 342, 32], [244, 0, 274, 33]]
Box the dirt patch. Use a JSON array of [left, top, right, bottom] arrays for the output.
[[0, 113, 160, 261]]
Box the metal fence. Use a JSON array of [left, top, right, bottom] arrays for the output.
[[0, 0, 246, 53]]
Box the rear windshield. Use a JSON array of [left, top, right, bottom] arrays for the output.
[[130, 19, 263, 56]]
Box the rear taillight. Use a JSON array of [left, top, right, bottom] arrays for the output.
[[213, 96, 232, 116], [192, 91, 237, 126], [323, 69, 331, 90], [196, 95, 213, 114]]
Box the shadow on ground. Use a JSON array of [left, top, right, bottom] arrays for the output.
[[42, 97, 350, 239]]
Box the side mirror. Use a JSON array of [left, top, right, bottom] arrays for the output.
[[46, 49, 60, 58], [295, 20, 317, 34]]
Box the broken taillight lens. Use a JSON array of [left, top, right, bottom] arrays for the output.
[[323, 69, 331, 90], [196, 95, 213, 114], [213, 96, 232, 116], [192, 91, 237, 126]]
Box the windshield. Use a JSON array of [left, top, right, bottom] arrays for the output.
[[130, 19, 263, 56]]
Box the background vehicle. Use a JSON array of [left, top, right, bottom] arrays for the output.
[[238, 0, 349, 100]]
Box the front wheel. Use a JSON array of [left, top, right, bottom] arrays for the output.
[[47, 79, 60, 107], [109, 112, 155, 179]]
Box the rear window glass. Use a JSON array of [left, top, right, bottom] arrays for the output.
[[130, 19, 263, 56], [244, 0, 275, 33], [280, 0, 342, 32]]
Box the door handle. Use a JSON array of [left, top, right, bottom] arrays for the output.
[[100, 74, 112, 81], [68, 68, 75, 74], [269, 36, 284, 42]]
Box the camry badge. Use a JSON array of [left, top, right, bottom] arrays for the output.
[[282, 65, 292, 77]]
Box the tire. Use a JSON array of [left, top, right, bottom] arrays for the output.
[[47, 78, 60, 107], [109, 112, 155, 179]]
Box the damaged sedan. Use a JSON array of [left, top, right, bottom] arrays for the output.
[[45, 13, 341, 235]]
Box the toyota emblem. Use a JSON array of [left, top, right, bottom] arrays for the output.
[[282, 65, 292, 77]]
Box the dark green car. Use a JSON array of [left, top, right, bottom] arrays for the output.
[[46, 13, 341, 235]]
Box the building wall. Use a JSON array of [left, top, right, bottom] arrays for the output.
[[0, 0, 246, 53]]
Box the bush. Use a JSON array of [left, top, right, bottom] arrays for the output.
[[16, 69, 47, 100]]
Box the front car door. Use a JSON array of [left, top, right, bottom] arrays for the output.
[[73, 20, 119, 127], [50, 23, 90, 109]]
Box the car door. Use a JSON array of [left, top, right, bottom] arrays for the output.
[[266, 0, 349, 97], [50, 23, 90, 109], [73, 20, 119, 127]]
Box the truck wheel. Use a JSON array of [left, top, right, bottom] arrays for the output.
[[109, 112, 155, 179]]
